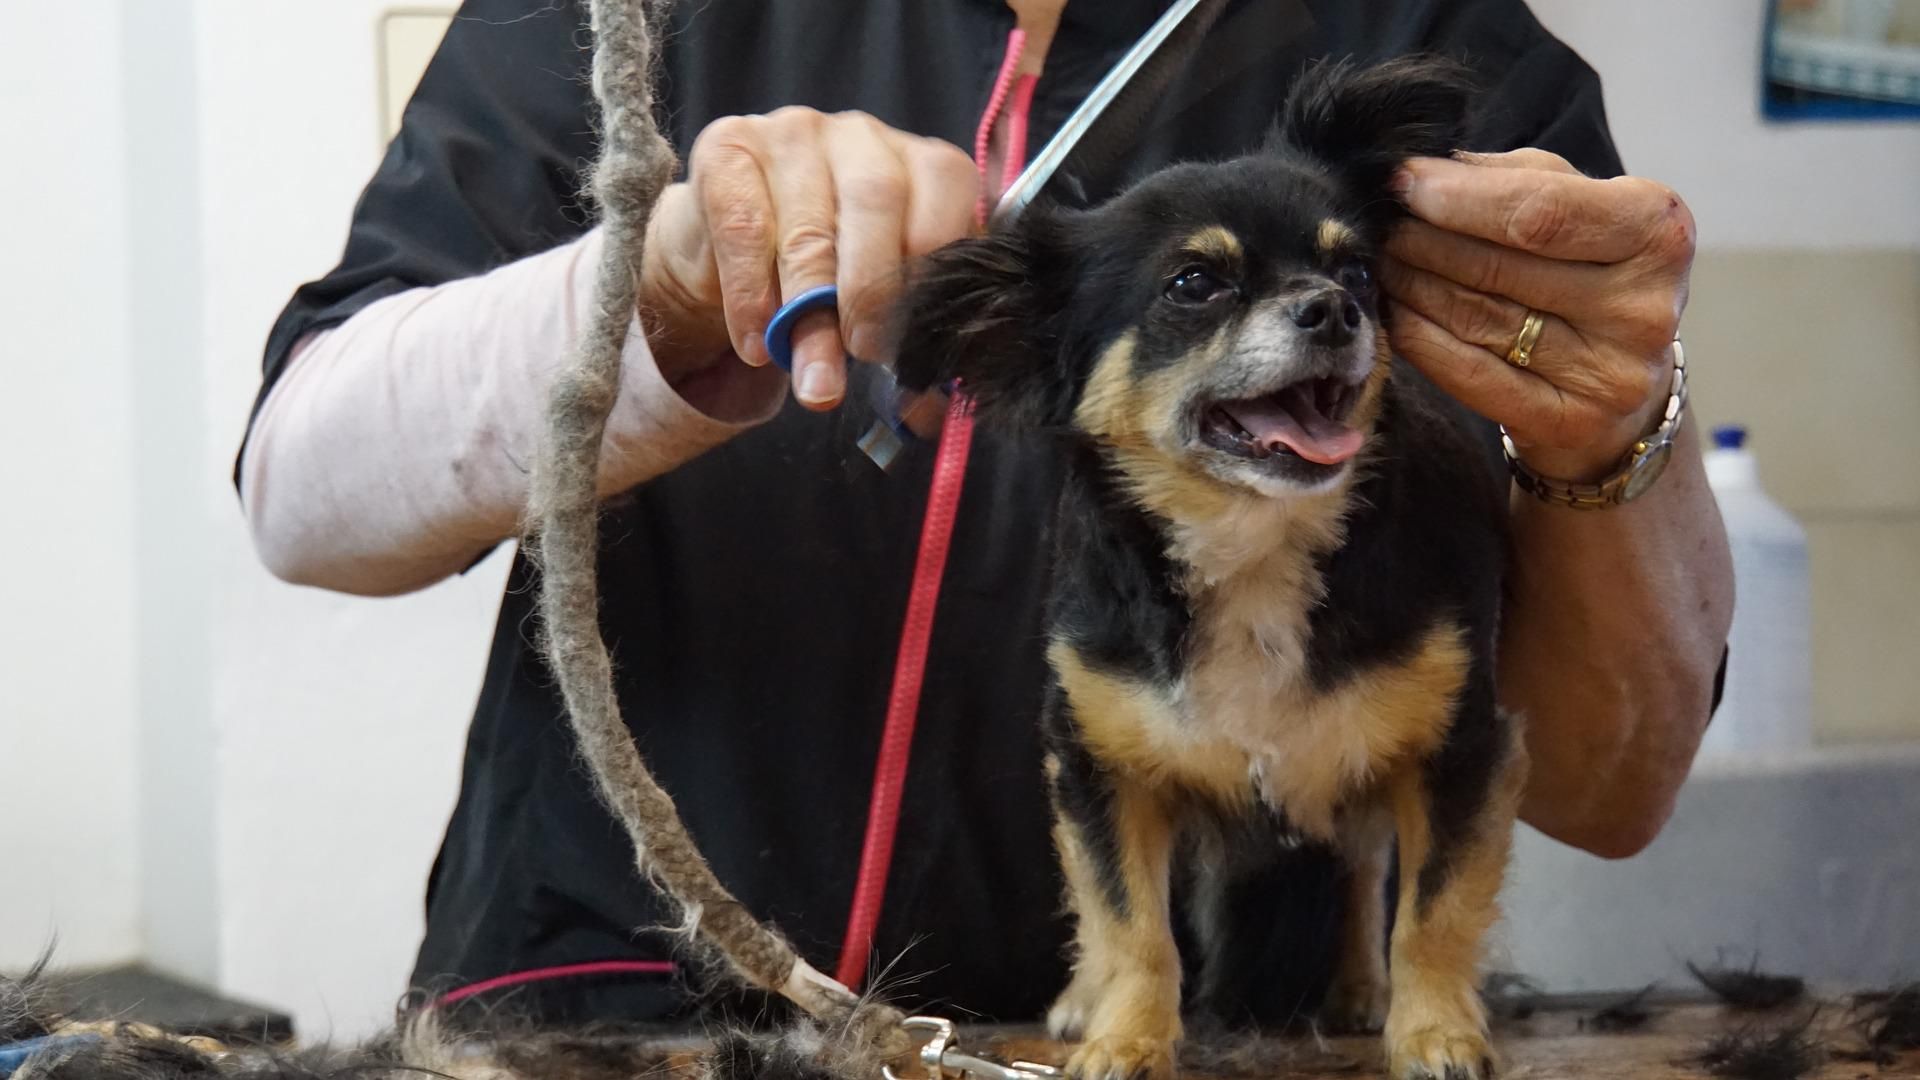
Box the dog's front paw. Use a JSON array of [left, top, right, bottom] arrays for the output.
[[1387, 1024, 1495, 1080], [1065, 1036, 1175, 1080], [1320, 972, 1391, 1034], [1046, 975, 1107, 1041]]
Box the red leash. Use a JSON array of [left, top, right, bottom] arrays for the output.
[[833, 31, 1035, 992]]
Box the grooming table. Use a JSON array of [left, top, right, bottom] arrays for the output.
[[946, 994, 1917, 1079], [37, 965, 293, 1044]]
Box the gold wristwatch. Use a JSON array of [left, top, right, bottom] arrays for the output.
[[1502, 339, 1689, 510]]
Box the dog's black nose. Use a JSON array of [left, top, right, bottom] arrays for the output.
[[1289, 288, 1362, 347]]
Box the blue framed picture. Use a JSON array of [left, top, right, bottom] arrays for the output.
[[1763, 0, 1920, 121]]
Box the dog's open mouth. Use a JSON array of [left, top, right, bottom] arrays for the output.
[[1200, 375, 1364, 466]]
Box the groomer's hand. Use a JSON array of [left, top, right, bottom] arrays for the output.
[[638, 108, 977, 411], [1381, 150, 1696, 481]]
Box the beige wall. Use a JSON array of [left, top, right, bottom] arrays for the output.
[[1684, 251, 1920, 743]]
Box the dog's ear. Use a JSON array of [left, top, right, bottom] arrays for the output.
[[891, 215, 1078, 430], [1273, 55, 1476, 213]]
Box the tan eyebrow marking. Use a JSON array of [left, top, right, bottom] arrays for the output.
[[1181, 226, 1243, 265], [1317, 218, 1359, 257]]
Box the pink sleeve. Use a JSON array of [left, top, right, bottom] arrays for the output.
[[240, 228, 788, 596]]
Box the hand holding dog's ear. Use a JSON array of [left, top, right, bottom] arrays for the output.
[[1381, 150, 1695, 482]]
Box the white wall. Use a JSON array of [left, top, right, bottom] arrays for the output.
[[0, 6, 143, 972], [194, 1, 497, 1039], [2, 0, 489, 1040], [1530, 0, 1920, 251], [124, 0, 221, 989]]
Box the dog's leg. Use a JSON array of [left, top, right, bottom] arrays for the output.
[[1321, 801, 1394, 1034], [1383, 713, 1527, 1080], [1047, 775, 1182, 1080]]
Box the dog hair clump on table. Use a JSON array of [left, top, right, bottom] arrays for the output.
[[1692, 1014, 1824, 1080], [1689, 959, 1806, 1012], [0, 962, 868, 1080]]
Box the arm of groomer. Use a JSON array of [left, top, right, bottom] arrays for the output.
[[242, 109, 974, 597], [1381, 151, 1736, 859]]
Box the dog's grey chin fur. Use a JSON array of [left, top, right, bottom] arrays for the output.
[[1196, 450, 1356, 498]]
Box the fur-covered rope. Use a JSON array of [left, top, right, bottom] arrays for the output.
[[523, 0, 903, 1051]]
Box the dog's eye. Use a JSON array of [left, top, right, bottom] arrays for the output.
[[1165, 267, 1232, 305], [1337, 261, 1375, 300]]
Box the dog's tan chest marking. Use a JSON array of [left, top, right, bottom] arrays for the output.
[[1054, 493, 1472, 838]]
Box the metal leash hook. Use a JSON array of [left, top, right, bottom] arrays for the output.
[[881, 1017, 1064, 1080]]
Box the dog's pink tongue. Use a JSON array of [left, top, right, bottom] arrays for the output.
[[1221, 386, 1364, 466]]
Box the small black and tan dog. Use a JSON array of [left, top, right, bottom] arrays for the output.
[[895, 59, 1523, 1080]]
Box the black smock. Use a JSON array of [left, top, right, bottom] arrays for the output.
[[245, 0, 1631, 1030]]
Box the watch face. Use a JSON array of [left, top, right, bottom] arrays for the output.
[[1621, 441, 1674, 501]]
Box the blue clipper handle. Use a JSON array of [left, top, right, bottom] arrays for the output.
[[763, 284, 842, 373]]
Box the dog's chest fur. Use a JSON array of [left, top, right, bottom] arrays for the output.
[[1174, 495, 1450, 836], [1048, 385, 1486, 842]]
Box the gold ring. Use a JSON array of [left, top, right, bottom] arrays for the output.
[[1506, 309, 1546, 369]]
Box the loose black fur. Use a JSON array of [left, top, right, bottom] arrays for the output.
[[0, 955, 56, 1047], [0, 965, 863, 1080], [1864, 983, 1920, 1053], [1843, 982, 1920, 1065], [1690, 960, 1807, 1012], [1584, 984, 1658, 1033], [1693, 1016, 1824, 1080]]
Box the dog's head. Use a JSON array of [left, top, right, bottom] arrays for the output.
[[895, 57, 1473, 505]]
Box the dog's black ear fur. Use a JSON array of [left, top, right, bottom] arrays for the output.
[[1273, 55, 1477, 215], [892, 214, 1077, 429]]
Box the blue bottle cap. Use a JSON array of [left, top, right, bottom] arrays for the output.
[[1712, 425, 1747, 450]]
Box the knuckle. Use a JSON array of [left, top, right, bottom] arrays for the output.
[[830, 108, 882, 130], [914, 136, 977, 181], [1639, 302, 1683, 351], [1609, 294, 1679, 352], [765, 104, 823, 128], [1602, 361, 1658, 415], [1445, 289, 1509, 347], [1454, 242, 1510, 296], [692, 115, 756, 160], [839, 169, 909, 212], [1615, 175, 1666, 204], [709, 199, 772, 249], [1534, 148, 1576, 173], [1505, 186, 1573, 252], [1558, 403, 1605, 447], [840, 277, 901, 330], [778, 222, 838, 271], [1625, 178, 1697, 266]]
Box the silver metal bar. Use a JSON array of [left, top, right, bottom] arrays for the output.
[[991, 0, 1210, 226]]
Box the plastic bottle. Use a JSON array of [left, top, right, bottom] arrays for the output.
[[1699, 424, 1814, 759]]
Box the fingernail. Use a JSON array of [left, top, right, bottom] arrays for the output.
[[1390, 168, 1415, 198], [797, 362, 838, 404]]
